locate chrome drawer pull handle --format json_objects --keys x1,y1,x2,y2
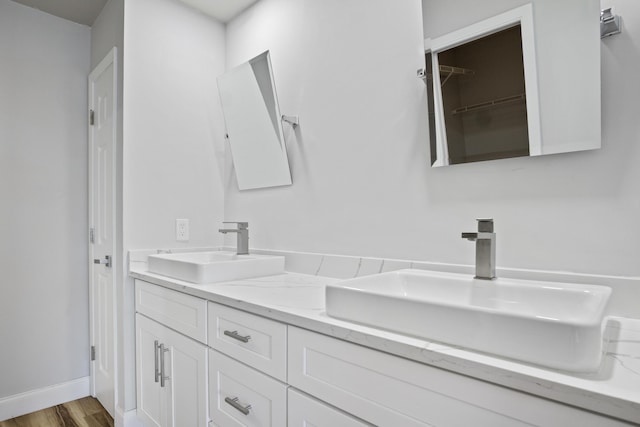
[
  {"x1": 223, "y1": 330, "x2": 251, "y2": 343},
  {"x1": 224, "y1": 397, "x2": 251, "y2": 415}
]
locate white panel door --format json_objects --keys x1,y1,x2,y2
[{"x1": 88, "y1": 47, "x2": 117, "y2": 417}]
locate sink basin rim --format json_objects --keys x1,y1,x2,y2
[
  {"x1": 328, "y1": 269, "x2": 611, "y2": 326},
  {"x1": 147, "y1": 251, "x2": 285, "y2": 284},
  {"x1": 148, "y1": 251, "x2": 261, "y2": 263}
]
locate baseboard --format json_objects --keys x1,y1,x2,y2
[
  {"x1": 120, "y1": 407, "x2": 145, "y2": 427},
  {"x1": 0, "y1": 376, "x2": 90, "y2": 421},
  {"x1": 114, "y1": 405, "x2": 125, "y2": 427}
]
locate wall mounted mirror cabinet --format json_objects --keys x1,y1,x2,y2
[
  {"x1": 423, "y1": 1, "x2": 601, "y2": 167},
  {"x1": 217, "y1": 51, "x2": 293, "y2": 190}
]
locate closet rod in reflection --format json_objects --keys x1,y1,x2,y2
[
  {"x1": 420, "y1": 65, "x2": 475, "y2": 82},
  {"x1": 452, "y1": 93, "x2": 525, "y2": 115}
]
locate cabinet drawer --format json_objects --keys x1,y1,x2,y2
[
  {"x1": 135, "y1": 280, "x2": 207, "y2": 344},
  {"x1": 288, "y1": 327, "x2": 629, "y2": 427},
  {"x1": 288, "y1": 388, "x2": 372, "y2": 427},
  {"x1": 209, "y1": 349, "x2": 287, "y2": 427},
  {"x1": 208, "y1": 302, "x2": 287, "y2": 381}
]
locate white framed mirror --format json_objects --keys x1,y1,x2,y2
[
  {"x1": 423, "y1": 0, "x2": 601, "y2": 167},
  {"x1": 217, "y1": 51, "x2": 293, "y2": 190}
]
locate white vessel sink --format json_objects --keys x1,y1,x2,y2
[
  {"x1": 147, "y1": 251, "x2": 285, "y2": 284},
  {"x1": 326, "y1": 269, "x2": 612, "y2": 372}
]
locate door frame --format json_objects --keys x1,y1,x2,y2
[{"x1": 88, "y1": 47, "x2": 118, "y2": 413}]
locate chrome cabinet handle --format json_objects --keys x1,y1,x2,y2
[
  {"x1": 223, "y1": 330, "x2": 251, "y2": 343},
  {"x1": 159, "y1": 344, "x2": 170, "y2": 387},
  {"x1": 224, "y1": 397, "x2": 251, "y2": 415},
  {"x1": 93, "y1": 255, "x2": 111, "y2": 268},
  {"x1": 154, "y1": 340, "x2": 160, "y2": 383}
]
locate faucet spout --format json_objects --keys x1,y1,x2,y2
[
  {"x1": 462, "y1": 219, "x2": 496, "y2": 280},
  {"x1": 219, "y1": 222, "x2": 249, "y2": 255},
  {"x1": 461, "y1": 232, "x2": 494, "y2": 241}
]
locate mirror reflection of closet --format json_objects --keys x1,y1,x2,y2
[
  {"x1": 424, "y1": 1, "x2": 601, "y2": 168},
  {"x1": 429, "y1": 25, "x2": 529, "y2": 165},
  {"x1": 426, "y1": 5, "x2": 541, "y2": 167}
]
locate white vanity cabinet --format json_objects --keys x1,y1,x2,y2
[
  {"x1": 134, "y1": 280, "x2": 208, "y2": 427},
  {"x1": 133, "y1": 279, "x2": 635, "y2": 427}
]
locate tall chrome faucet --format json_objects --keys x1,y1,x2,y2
[
  {"x1": 218, "y1": 222, "x2": 249, "y2": 255},
  {"x1": 462, "y1": 218, "x2": 496, "y2": 280}
]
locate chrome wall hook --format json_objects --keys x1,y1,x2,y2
[{"x1": 601, "y1": 8, "x2": 622, "y2": 38}]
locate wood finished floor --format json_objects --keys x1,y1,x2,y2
[{"x1": 0, "y1": 397, "x2": 113, "y2": 427}]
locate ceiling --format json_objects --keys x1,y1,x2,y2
[
  {"x1": 180, "y1": 0, "x2": 258, "y2": 23},
  {"x1": 10, "y1": 0, "x2": 259, "y2": 26},
  {"x1": 10, "y1": 0, "x2": 108, "y2": 26}
]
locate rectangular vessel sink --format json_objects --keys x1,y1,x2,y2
[
  {"x1": 326, "y1": 269, "x2": 611, "y2": 372},
  {"x1": 147, "y1": 251, "x2": 285, "y2": 284}
]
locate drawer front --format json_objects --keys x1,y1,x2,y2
[
  {"x1": 208, "y1": 302, "x2": 287, "y2": 381},
  {"x1": 209, "y1": 349, "x2": 287, "y2": 427},
  {"x1": 135, "y1": 280, "x2": 207, "y2": 344},
  {"x1": 288, "y1": 388, "x2": 372, "y2": 427},
  {"x1": 288, "y1": 327, "x2": 629, "y2": 427}
]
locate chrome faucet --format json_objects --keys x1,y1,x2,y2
[
  {"x1": 218, "y1": 222, "x2": 249, "y2": 255},
  {"x1": 462, "y1": 218, "x2": 496, "y2": 280}
]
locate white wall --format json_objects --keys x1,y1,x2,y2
[
  {"x1": 0, "y1": 0, "x2": 90, "y2": 399},
  {"x1": 91, "y1": 0, "x2": 124, "y2": 70},
  {"x1": 122, "y1": 0, "x2": 227, "y2": 412},
  {"x1": 224, "y1": 0, "x2": 640, "y2": 277},
  {"x1": 123, "y1": 0, "x2": 226, "y2": 250}
]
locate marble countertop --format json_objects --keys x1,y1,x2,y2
[{"x1": 130, "y1": 264, "x2": 640, "y2": 424}]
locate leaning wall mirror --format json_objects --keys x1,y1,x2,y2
[
  {"x1": 217, "y1": 51, "x2": 293, "y2": 190},
  {"x1": 422, "y1": 0, "x2": 601, "y2": 167}
]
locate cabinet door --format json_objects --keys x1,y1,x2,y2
[
  {"x1": 136, "y1": 314, "x2": 165, "y2": 427},
  {"x1": 163, "y1": 325, "x2": 209, "y2": 427}
]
